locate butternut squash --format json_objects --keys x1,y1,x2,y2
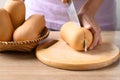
[
  {"x1": 60, "y1": 22, "x2": 93, "y2": 51},
  {"x1": 4, "y1": 0, "x2": 25, "y2": 29},
  {"x1": 0, "y1": 8, "x2": 14, "y2": 41},
  {"x1": 13, "y1": 14, "x2": 45, "y2": 41}
]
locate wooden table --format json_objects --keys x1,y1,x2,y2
[{"x1": 0, "y1": 31, "x2": 120, "y2": 80}]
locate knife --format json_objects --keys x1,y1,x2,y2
[
  {"x1": 84, "y1": 39, "x2": 87, "y2": 52},
  {"x1": 67, "y1": 0, "x2": 87, "y2": 52},
  {"x1": 67, "y1": 0, "x2": 81, "y2": 27}
]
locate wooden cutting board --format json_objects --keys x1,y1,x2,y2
[{"x1": 36, "y1": 39, "x2": 120, "y2": 70}]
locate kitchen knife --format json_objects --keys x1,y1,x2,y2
[
  {"x1": 67, "y1": 0, "x2": 81, "y2": 27},
  {"x1": 67, "y1": 0, "x2": 87, "y2": 52},
  {"x1": 84, "y1": 39, "x2": 87, "y2": 52}
]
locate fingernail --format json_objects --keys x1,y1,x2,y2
[{"x1": 85, "y1": 25, "x2": 91, "y2": 29}]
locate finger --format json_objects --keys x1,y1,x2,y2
[
  {"x1": 92, "y1": 34, "x2": 102, "y2": 49},
  {"x1": 83, "y1": 19, "x2": 101, "y2": 49},
  {"x1": 84, "y1": 24, "x2": 92, "y2": 29},
  {"x1": 80, "y1": 18, "x2": 92, "y2": 29},
  {"x1": 89, "y1": 27, "x2": 100, "y2": 50},
  {"x1": 81, "y1": 21, "x2": 95, "y2": 50},
  {"x1": 79, "y1": 14, "x2": 101, "y2": 50},
  {"x1": 97, "y1": 35, "x2": 102, "y2": 45},
  {"x1": 80, "y1": 16, "x2": 95, "y2": 49}
]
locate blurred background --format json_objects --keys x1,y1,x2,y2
[
  {"x1": 117, "y1": 0, "x2": 120, "y2": 30},
  {"x1": 0, "y1": 0, "x2": 120, "y2": 30}
]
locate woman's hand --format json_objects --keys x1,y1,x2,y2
[
  {"x1": 78, "y1": 12, "x2": 102, "y2": 50},
  {"x1": 78, "y1": 0, "x2": 103, "y2": 50},
  {"x1": 62, "y1": 0, "x2": 103, "y2": 50}
]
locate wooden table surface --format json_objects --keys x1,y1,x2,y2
[{"x1": 0, "y1": 31, "x2": 120, "y2": 80}]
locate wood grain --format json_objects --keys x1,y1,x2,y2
[
  {"x1": 36, "y1": 35, "x2": 119, "y2": 70},
  {"x1": 0, "y1": 31, "x2": 120, "y2": 80}
]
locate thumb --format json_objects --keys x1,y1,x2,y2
[
  {"x1": 81, "y1": 20, "x2": 92, "y2": 29},
  {"x1": 84, "y1": 24, "x2": 91, "y2": 29}
]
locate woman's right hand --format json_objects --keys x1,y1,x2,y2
[{"x1": 61, "y1": 0, "x2": 69, "y2": 3}]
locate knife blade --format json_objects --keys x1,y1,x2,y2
[
  {"x1": 67, "y1": 0, "x2": 81, "y2": 27},
  {"x1": 67, "y1": 0, "x2": 87, "y2": 52},
  {"x1": 84, "y1": 39, "x2": 87, "y2": 52}
]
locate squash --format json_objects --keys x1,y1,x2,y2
[
  {"x1": 60, "y1": 22, "x2": 93, "y2": 51},
  {"x1": 4, "y1": 0, "x2": 25, "y2": 29},
  {"x1": 0, "y1": 8, "x2": 14, "y2": 41},
  {"x1": 13, "y1": 14, "x2": 45, "y2": 41}
]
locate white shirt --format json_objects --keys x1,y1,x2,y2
[{"x1": 25, "y1": 0, "x2": 117, "y2": 31}]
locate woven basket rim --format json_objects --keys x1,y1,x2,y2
[{"x1": 0, "y1": 27, "x2": 49, "y2": 45}]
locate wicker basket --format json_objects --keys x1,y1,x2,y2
[{"x1": 0, "y1": 27, "x2": 49, "y2": 52}]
